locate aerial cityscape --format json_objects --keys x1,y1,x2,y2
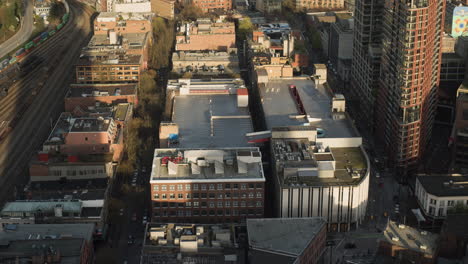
[{"x1": 0, "y1": 0, "x2": 467, "y2": 263}]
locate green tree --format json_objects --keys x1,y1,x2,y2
[
  {"x1": 150, "y1": 17, "x2": 174, "y2": 69},
  {"x1": 238, "y1": 17, "x2": 253, "y2": 40},
  {"x1": 48, "y1": 1, "x2": 65, "y2": 24}
]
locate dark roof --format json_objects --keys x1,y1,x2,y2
[
  {"x1": 417, "y1": 175, "x2": 468, "y2": 197},
  {"x1": 68, "y1": 83, "x2": 137, "y2": 97},
  {"x1": 29, "y1": 179, "x2": 108, "y2": 201}
]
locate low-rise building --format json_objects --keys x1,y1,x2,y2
[
  {"x1": 188, "y1": 0, "x2": 232, "y2": 12},
  {"x1": 415, "y1": 174, "x2": 468, "y2": 219},
  {"x1": 176, "y1": 19, "x2": 236, "y2": 52},
  {"x1": 151, "y1": 0, "x2": 175, "y2": 19},
  {"x1": 0, "y1": 223, "x2": 95, "y2": 264},
  {"x1": 34, "y1": 1, "x2": 52, "y2": 24},
  {"x1": 150, "y1": 147, "x2": 266, "y2": 223},
  {"x1": 379, "y1": 222, "x2": 439, "y2": 264},
  {"x1": 40, "y1": 112, "x2": 126, "y2": 161},
  {"x1": 258, "y1": 78, "x2": 370, "y2": 231},
  {"x1": 65, "y1": 83, "x2": 138, "y2": 112},
  {"x1": 247, "y1": 218, "x2": 327, "y2": 264},
  {"x1": 162, "y1": 78, "x2": 253, "y2": 148},
  {"x1": 141, "y1": 223, "x2": 246, "y2": 263},
  {"x1": 93, "y1": 12, "x2": 152, "y2": 35},
  {"x1": 172, "y1": 51, "x2": 240, "y2": 76},
  {"x1": 76, "y1": 52, "x2": 143, "y2": 84}
]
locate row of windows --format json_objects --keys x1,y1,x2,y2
[
  {"x1": 153, "y1": 200, "x2": 262, "y2": 208},
  {"x1": 153, "y1": 183, "x2": 262, "y2": 191},
  {"x1": 154, "y1": 208, "x2": 263, "y2": 217},
  {"x1": 153, "y1": 192, "x2": 263, "y2": 200},
  {"x1": 50, "y1": 169, "x2": 105, "y2": 176}
]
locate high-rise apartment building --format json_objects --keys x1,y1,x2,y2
[
  {"x1": 350, "y1": 0, "x2": 384, "y2": 134},
  {"x1": 376, "y1": 0, "x2": 445, "y2": 174}
]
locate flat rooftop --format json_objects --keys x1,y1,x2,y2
[
  {"x1": 417, "y1": 175, "x2": 468, "y2": 197},
  {"x1": 0, "y1": 223, "x2": 94, "y2": 242},
  {"x1": 247, "y1": 217, "x2": 326, "y2": 257},
  {"x1": 259, "y1": 79, "x2": 358, "y2": 138},
  {"x1": 0, "y1": 238, "x2": 83, "y2": 262},
  {"x1": 173, "y1": 95, "x2": 253, "y2": 148},
  {"x1": 150, "y1": 148, "x2": 265, "y2": 182},
  {"x1": 68, "y1": 83, "x2": 137, "y2": 97},
  {"x1": 382, "y1": 222, "x2": 438, "y2": 256},
  {"x1": 88, "y1": 32, "x2": 148, "y2": 48},
  {"x1": 77, "y1": 53, "x2": 141, "y2": 65},
  {"x1": 29, "y1": 178, "x2": 108, "y2": 201}
]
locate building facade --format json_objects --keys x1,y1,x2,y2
[
  {"x1": 150, "y1": 148, "x2": 265, "y2": 223},
  {"x1": 295, "y1": 0, "x2": 344, "y2": 11},
  {"x1": 176, "y1": 19, "x2": 236, "y2": 52},
  {"x1": 452, "y1": 85, "x2": 468, "y2": 169},
  {"x1": 415, "y1": 174, "x2": 468, "y2": 219},
  {"x1": 188, "y1": 0, "x2": 232, "y2": 12},
  {"x1": 350, "y1": 0, "x2": 384, "y2": 134},
  {"x1": 375, "y1": 0, "x2": 445, "y2": 174}
]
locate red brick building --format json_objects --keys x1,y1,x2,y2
[
  {"x1": 65, "y1": 83, "x2": 138, "y2": 113},
  {"x1": 247, "y1": 218, "x2": 327, "y2": 264},
  {"x1": 176, "y1": 19, "x2": 236, "y2": 51},
  {"x1": 188, "y1": 0, "x2": 232, "y2": 12},
  {"x1": 150, "y1": 148, "x2": 266, "y2": 223}
]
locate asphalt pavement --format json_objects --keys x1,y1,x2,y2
[{"x1": 0, "y1": 0, "x2": 34, "y2": 58}]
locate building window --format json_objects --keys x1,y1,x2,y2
[
  {"x1": 185, "y1": 211, "x2": 191, "y2": 217},
  {"x1": 153, "y1": 185, "x2": 159, "y2": 191},
  {"x1": 248, "y1": 193, "x2": 254, "y2": 198},
  {"x1": 177, "y1": 184, "x2": 183, "y2": 191},
  {"x1": 233, "y1": 184, "x2": 239, "y2": 189},
  {"x1": 429, "y1": 206, "x2": 435, "y2": 215},
  {"x1": 217, "y1": 210, "x2": 223, "y2": 216},
  {"x1": 154, "y1": 194, "x2": 159, "y2": 199},
  {"x1": 225, "y1": 201, "x2": 231, "y2": 207},
  {"x1": 241, "y1": 184, "x2": 247, "y2": 190},
  {"x1": 225, "y1": 209, "x2": 231, "y2": 215},
  {"x1": 185, "y1": 184, "x2": 191, "y2": 191},
  {"x1": 217, "y1": 193, "x2": 223, "y2": 199},
  {"x1": 186, "y1": 202, "x2": 192, "y2": 207},
  {"x1": 193, "y1": 202, "x2": 199, "y2": 207},
  {"x1": 430, "y1": 199, "x2": 436, "y2": 205},
  {"x1": 233, "y1": 201, "x2": 238, "y2": 207},
  {"x1": 256, "y1": 192, "x2": 262, "y2": 198},
  {"x1": 201, "y1": 202, "x2": 207, "y2": 207},
  {"x1": 186, "y1": 194, "x2": 191, "y2": 199},
  {"x1": 178, "y1": 194, "x2": 183, "y2": 199},
  {"x1": 170, "y1": 185, "x2": 175, "y2": 191},
  {"x1": 241, "y1": 193, "x2": 247, "y2": 198},
  {"x1": 225, "y1": 183, "x2": 231, "y2": 189},
  {"x1": 249, "y1": 183, "x2": 254, "y2": 189},
  {"x1": 193, "y1": 184, "x2": 199, "y2": 190},
  {"x1": 233, "y1": 210, "x2": 238, "y2": 216},
  {"x1": 217, "y1": 201, "x2": 223, "y2": 207},
  {"x1": 201, "y1": 184, "x2": 207, "y2": 190},
  {"x1": 241, "y1": 201, "x2": 246, "y2": 207},
  {"x1": 161, "y1": 185, "x2": 167, "y2": 191},
  {"x1": 225, "y1": 192, "x2": 231, "y2": 198},
  {"x1": 256, "y1": 183, "x2": 262, "y2": 188},
  {"x1": 209, "y1": 193, "x2": 215, "y2": 199},
  {"x1": 201, "y1": 193, "x2": 207, "y2": 199},
  {"x1": 170, "y1": 194, "x2": 175, "y2": 199},
  {"x1": 209, "y1": 202, "x2": 215, "y2": 208},
  {"x1": 256, "y1": 201, "x2": 262, "y2": 207},
  {"x1": 162, "y1": 194, "x2": 167, "y2": 199},
  {"x1": 209, "y1": 184, "x2": 215, "y2": 190},
  {"x1": 217, "y1": 184, "x2": 223, "y2": 190},
  {"x1": 193, "y1": 193, "x2": 199, "y2": 199},
  {"x1": 169, "y1": 202, "x2": 175, "y2": 208},
  {"x1": 448, "y1": 200, "x2": 455, "y2": 207},
  {"x1": 194, "y1": 210, "x2": 200, "y2": 216}
]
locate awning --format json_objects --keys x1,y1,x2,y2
[{"x1": 412, "y1": 208, "x2": 426, "y2": 222}]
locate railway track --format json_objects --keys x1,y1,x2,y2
[
  {"x1": 0, "y1": 2, "x2": 88, "y2": 122},
  {"x1": 0, "y1": 0, "x2": 94, "y2": 202}
]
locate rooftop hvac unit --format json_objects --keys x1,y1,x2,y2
[
  {"x1": 197, "y1": 159, "x2": 208, "y2": 167},
  {"x1": 391, "y1": 236, "x2": 400, "y2": 242},
  {"x1": 168, "y1": 161, "x2": 178, "y2": 175},
  {"x1": 398, "y1": 224, "x2": 406, "y2": 229},
  {"x1": 226, "y1": 159, "x2": 234, "y2": 166},
  {"x1": 420, "y1": 244, "x2": 427, "y2": 250},
  {"x1": 421, "y1": 231, "x2": 427, "y2": 235},
  {"x1": 191, "y1": 163, "x2": 200, "y2": 175}
]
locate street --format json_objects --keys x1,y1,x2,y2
[{"x1": 0, "y1": 0, "x2": 34, "y2": 58}]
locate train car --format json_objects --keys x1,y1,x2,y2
[
  {"x1": 33, "y1": 36, "x2": 42, "y2": 45},
  {"x1": 62, "y1": 13, "x2": 69, "y2": 23},
  {"x1": 56, "y1": 23, "x2": 64, "y2": 30},
  {"x1": 40, "y1": 31, "x2": 49, "y2": 41},
  {"x1": 1, "y1": 59, "x2": 10, "y2": 68},
  {"x1": 25, "y1": 41, "x2": 35, "y2": 52},
  {"x1": 49, "y1": 29, "x2": 56, "y2": 36},
  {"x1": 9, "y1": 57, "x2": 17, "y2": 64},
  {"x1": 15, "y1": 48, "x2": 26, "y2": 59}
]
